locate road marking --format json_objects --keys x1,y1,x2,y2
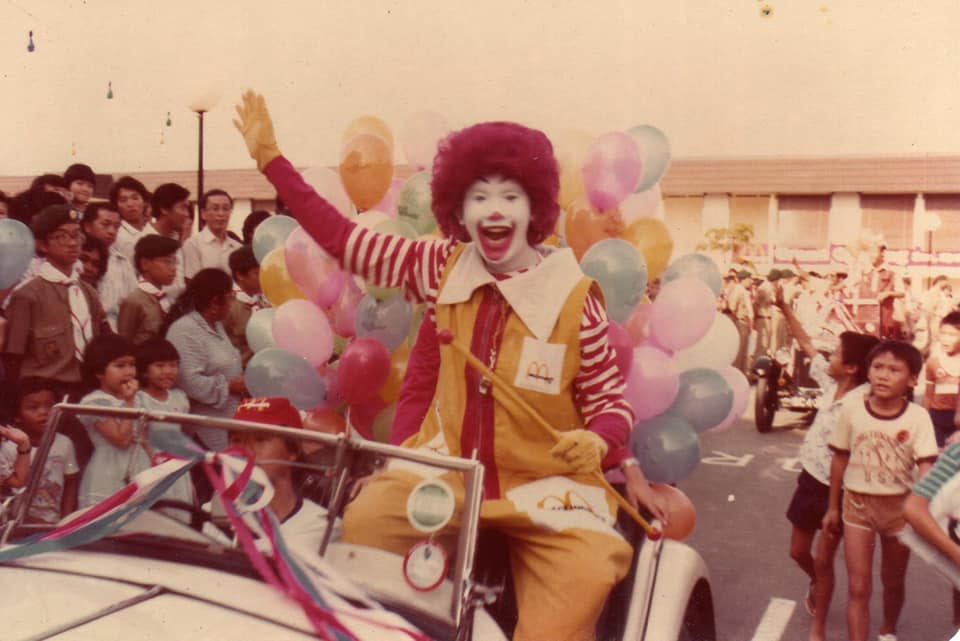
[
  {"x1": 700, "y1": 450, "x2": 755, "y2": 467},
  {"x1": 779, "y1": 457, "x2": 803, "y2": 472},
  {"x1": 749, "y1": 598, "x2": 795, "y2": 641}
]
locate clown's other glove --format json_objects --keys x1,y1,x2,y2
[
  {"x1": 549, "y1": 429, "x2": 607, "y2": 474},
  {"x1": 233, "y1": 90, "x2": 281, "y2": 171}
]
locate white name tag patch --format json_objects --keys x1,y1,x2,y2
[{"x1": 514, "y1": 336, "x2": 565, "y2": 395}]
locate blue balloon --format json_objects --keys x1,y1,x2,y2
[
  {"x1": 628, "y1": 125, "x2": 672, "y2": 193},
  {"x1": 666, "y1": 367, "x2": 734, "y2": 432},
  {"x1": 579, "y1": 238, "x2": 648, "y2": 323},
  {"x1": 661, "y1": 253, "x2": 723, "y2": 296},
  {"x1": 0, "y1": 219, "x2": 34, "y2": 289},
  {"x1": 252, "y1": 215, "x2": 299, "y2": 263},
  {"x1": 244, "y1": 347, "x2": 326, "y2": 410},
  {"x1": 355, "y1": 293, "x2": 412, "y2": 352},
  {"x1": 245, "y1": 308, "x2": 277, "y2": 354},
  {"x1": 629, "y1": 414, "x2": 701, "y2": 483}
]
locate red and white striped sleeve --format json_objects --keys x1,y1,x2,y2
[
  {"x1": 343, "y1": 225, "x2": 456, "y2": 305},
  {"x1": 574, "y1": 290, "x2": 634, "y2": 447}
]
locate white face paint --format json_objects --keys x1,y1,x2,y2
[{"x1": 461, "y1": 176, "x2": 539, "y2": 273}]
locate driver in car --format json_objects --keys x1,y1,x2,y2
[{"x1": 234, "y1": 90, "x2": 657, "y2": 641}]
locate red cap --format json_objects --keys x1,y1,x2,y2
[{"x1": 233, "y1": 397, "x2": 302, "y2": 428}]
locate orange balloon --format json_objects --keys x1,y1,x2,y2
[
  {"x1": 651, "y1": 483, "x2": 696, "y2": 540},
  {"x1": 378, "y1": 341, "x2": 411, "y2": 405},
  {"x1": 342, "y1": 115, "x2": 394, "y2": 150},
  {"x1": 563, "y1": 195, "x2": 624, "y2": 260},
  {"x1": 259, "y1": 247, "x2": 306, "y2": 306},
  {"x1": 339, "y1": 133, "x2": 394, "y2": 210},
  {"x1": 618, "y1": 217, "x2": 673, "y2": 279},
  {"x1": 301, "y1": 408, "x2": 347, "y2": 453}
]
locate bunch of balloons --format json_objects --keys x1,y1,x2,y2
[
  {"x1": 558, "y1": 124, "x2": 674, "y2": 279},
  {"x1": 617, "y1": 252, "x2": 750, "y2": 485},
  {"x1": 242, "y1": 135, "x2": 436, "y2": 438}
]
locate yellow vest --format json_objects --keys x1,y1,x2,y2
[{"x1": 407, "y1": 245, "x2": 597, "y2": 491}]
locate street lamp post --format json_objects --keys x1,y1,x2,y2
[{"x1": 195, "y1": 108, "x2": 207, "y2": 210}]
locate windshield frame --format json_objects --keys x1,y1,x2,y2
[{"x1": 0, "y1": 401, "x2": 486, "y2": 630}]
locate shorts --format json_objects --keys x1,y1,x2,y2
[
  {"x1": 929, "y1": 408, "x2": 956, "y2": 448},
  {"x1": 787, "y1": 469, "x2": 837, "y2": 532},
  {"x1": 842, "y1": 489, "x2": 907, "y2": 536}
]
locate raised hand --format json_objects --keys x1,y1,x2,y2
[{"x1": 233, "y1": 90, "x2": 281, "y2": 171}]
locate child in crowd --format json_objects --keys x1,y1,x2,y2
[
  {"x1": 76, "y1": 334, "x2": 150, "y2": 508},
  {"x1": 223, "y1": 245, "x2": 268, "y2": 366},
  {"x1": 3, "y1": 205, "x2": 109, "y2": 396},
  {"x1": 0, "y1": 423, "x2": 32, "y2": 490},
  {"x1": 924, "y1": 310, "x2": 960, "y2": 446},
  {"x1": 135, "y1": 338, "x2": 195, "y2": 517},
  {"x1": 778, "y1": 285, "x2": 878, "y2": 641},
  {"x1": 904, "y1": 440, "x2": 960, "y2": 630},
  {"x1": 825, "y1": 340, "x2": 939, "y2": 641},
  {"x1": 79, "y1": 235, "x2": 109, "y2": 288},
  {"x1": 117, "y1": 234, "x2": 181, "y2": 346},
  {"x1": 3, "y1": 378, "x2": 79, "y2": 523}
]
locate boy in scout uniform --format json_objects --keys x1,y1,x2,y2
[{"x1": 3, "y1": 204, "x2": 109, "y2": 398}]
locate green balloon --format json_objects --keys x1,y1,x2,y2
[{"x1": 397, "y1": 172, "x2": 436, "y2": 235}]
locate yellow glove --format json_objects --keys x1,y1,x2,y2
[
  {"x1": 549, "y1": 429, "x2": 608, "y2": 474},
  {"x1": 233, "y1": 90, "x2": 282, "y2": 171}
]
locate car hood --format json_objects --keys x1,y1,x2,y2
[{"x1": 2, "y1": 548, "x2": 321, "y2": 641}]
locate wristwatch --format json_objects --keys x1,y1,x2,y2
[{"x1": 620, "y1": 457, "x2": 640, "y2": 471}]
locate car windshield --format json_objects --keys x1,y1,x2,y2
[{"x1": 0, "y1": 402, "x2": 486, "y2": 637}]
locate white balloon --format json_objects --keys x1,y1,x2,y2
[{"x1": 672, "y1": 313, "x2": 740, "y2": 371}]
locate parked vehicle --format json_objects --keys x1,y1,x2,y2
[{"x1": 0, "y1": 403, "x2": 716, "y2": 641}]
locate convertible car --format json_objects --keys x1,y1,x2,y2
[{"x1": 0, "y1": 403, "x2": 716, "y2": 641}]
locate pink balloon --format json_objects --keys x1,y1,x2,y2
[
  {"x1": 709, "y1": 366, "x2": 750, "y2": 432},
  {"x1": 338, "y1": 337, "x2": 391, "y2": 406},
  {"x1": 623, "y1": 346, "x2": 680, "y2": 421},
  {"x1": 312, "y1": 364, "x2": 344, "y2": 411},
  {"x1": 582, "y1": 132, "x2": 643, "y2": 211},
  {"x1": 607, "y1": 320, "x2": 633, "y2": 380},
  {"x1": 649, "y1": 277, "x2": 717, "y2": 351},
  {"x1": 301, "y1": 166, "x2": 353, "y2": 216},
  {"x1": 625, "y1": 302, "x2": 653, "y2": 345},
  {"x1": 371, "y1": 177, "x2": 404, "y2": 218},
  {"x1": 272, "y1": 299, "x2": 334, "y2": 368},
  {"x1": 330, "y1": 279, "x2": 363, "y2": 338},
  {"x1": 284, "y1": 226, "x2": 349, "y2": 308},
  {"x1": 619, "y1": 184, "x2": 663, "y2": 225},
  {"x1": 400, "y1": 110, "x2": 450, "y2": 170}
]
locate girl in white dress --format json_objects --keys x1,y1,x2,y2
[
  {"x1": 135, "y1": 338, "x2": 196, "y2": 518},
  {"x1": 77, "y1": 334, "x2": 150, "y2": 508}
]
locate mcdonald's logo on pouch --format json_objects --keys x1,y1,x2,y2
[{"x1": 526, "y1": 361, "x2": 554, "y2": 384}]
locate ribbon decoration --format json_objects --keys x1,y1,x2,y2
[{"x1": 0, "y1": 430, "x2": 432, "y2": 641}]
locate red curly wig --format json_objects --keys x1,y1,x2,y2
[{"x1": 430, "y1": 121, "x2": 560, "y2": 245}]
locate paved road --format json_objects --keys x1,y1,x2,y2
[{"x1": 679, "y1": 391, "x2": 958, "y2": 641}]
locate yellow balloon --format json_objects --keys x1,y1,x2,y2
[
  {"x1": 619, "y1": 217, "x2": 674, "y2": 279},
  {"x1": 342, "y1": 115, "x2": 394, "y2": 150},
  {"x1": 554, "y1": 129, "x2": 593, "y2": 210},
  {"x1": 259, "y1": 247, "x2": 307, "y2": 306},
  {"x1": 378, "y1": 341, "x2": 411, "y2": 405},
  {"x1": 339, "y1": 133, "x2": 394, "y2": 210}
]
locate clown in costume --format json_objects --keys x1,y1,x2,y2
[{"x1": 234, "y1": 91, "x2": 661, "y2": 641}]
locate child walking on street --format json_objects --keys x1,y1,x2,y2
[
  {"x1": 923, "y1": 310, "x2": 960, "y2": 447},
  {"x1": 779, "y1": 285, "x2": 878, "y2": 641},
  {"x1": 825, "y1": 340, "x2": 939, "y2": 641}
]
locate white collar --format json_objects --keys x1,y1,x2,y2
[
  {"x1": 199, "y1": 226, "x2": 232, "y2": 245},
  {"x1": 437, "y1": 244, "x2": 584, "y2": 340}
]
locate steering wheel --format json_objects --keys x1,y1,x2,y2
[{"x1": 150, "y1": 499, "x2": 218, "y2": 533}]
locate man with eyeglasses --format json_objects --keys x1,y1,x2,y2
[
  {"x1": 182, "y1": 189, "x2": 242, "y2": 280},
  {"x1": 3, "y1": 205, "x2": 109, "y2": 394}
]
